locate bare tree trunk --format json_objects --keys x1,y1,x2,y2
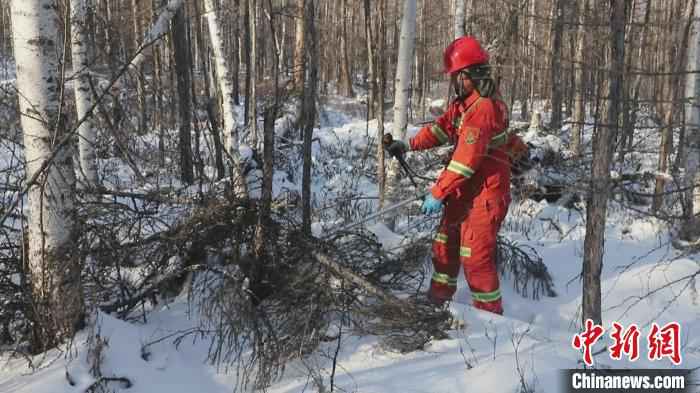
[
  {"x1": 582, "y1": 0, "x2": 627, "y2": 325},
  {"x1": 71, "y1": 0, "x2": 100, "y2": 188},
  {"x1": 232, "y1": 0, "x2": 241, "y2": 106},
  {"x1": 363, "y1": 0, "x2": 376, "y2": 119},
  {"x1": 280, "y1": 0, "x2": 287, "y2": 75},
  {"x1": 193, "y1": 0, "x2": 225, "y2": 179},
  {"x1": 302, "y1": 0, "x2": 318, "y2": 234},
  {"x1": 623, "y1": 0, "x2": 651, "y2": 154},
  {"x1": 392, "y1": 2, "x2": 416, "y2": 146},
  {"x1": 338, "y1": 0, "x2": 354, "y2": 97},
  {"x1": 653, "y1": 0, "x2": 694, "y2": 212},
  {"x1": 549, "y1": 0, "x2": 565, "y2": 131},
  {"x1": 249, "y1": 0, "x2": 258, "y2": 148},
  {"x1": 172, "y1": 6, "x2": 194, "y2": 184},
  {"x1": 293, "y1": 0, "x2": 306, "y2": 89},
  {"x1": 454, "y1": 0, "x2": 465, "y2": 39},
  {"x1": 132, "y1": 0, "x2": 148, "y2": 134},
  {"x1": 205, "y1": 0, "x2": 249, "y2": 196},
  {"x1": 571, "y1": 0, "x2": 588, "y2": 156},
  {"x1": 127, "y1": 0, "x2": 185, "y2": 73},
  {"x1": 11, "y1": 0, "x2": 83, "y2": 351},
  {"x1": 682, "y1": 0, "x2": 700, "y2": 241},
  {"x1": 386, "y1": 0, "x2": 416, "y2": 229},
  {"x1": 255, "y1": 0, "x2": 280, "y2": 260},
  {"x1": 377, "y1": 0, "x2": 387, "y2": 208},
  {"x1": 261, "y1": 1, "x2": 278, "y2": 222},
  {"x1": 528, "y1": 0, "x2": 537, "y2": 120}
]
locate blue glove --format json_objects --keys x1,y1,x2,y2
[{"x1": 421, "y1": 194, "x2": 443, "y2": 215}]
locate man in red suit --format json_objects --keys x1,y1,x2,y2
[{"x1": 386, "y1": 36, "x2": 528, "y2": 315}]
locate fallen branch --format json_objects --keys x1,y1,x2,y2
[{"x1": 84, "y1": 376, "x2": 132, "y2": 393}]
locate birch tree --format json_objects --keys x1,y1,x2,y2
[
  {"x1": 386, "y1": 0, "x2": 416, "y2": 228},
  {"x1": 682, "y1": 0, "x2": 700, "y2": 241},
  {"x1": 129, "y1": 0, "x2": 185, "y2": 71},
  {"x1": 11, "y1": 0, "x2": 83, "y2": 350},
  {"x1": 204, "y1": 0, "x2": 249, "y2": 197},
  {"x1": 392, "y1": 0, "x2": 416, "y2": 141},
  {"x1": 70, "y1": 0, "x2": 99, "y2": 187}
]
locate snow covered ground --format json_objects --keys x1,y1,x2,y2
[{"x1": 1, "y1": 95, "x2": 699, "y2": 393}]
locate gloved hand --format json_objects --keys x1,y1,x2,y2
[
  {"x1": 421, "y1": 194, "x2": 443, "y2": 215},
  {"x1": 382, "y1": 133, "x2": 409, "y2": 159}
]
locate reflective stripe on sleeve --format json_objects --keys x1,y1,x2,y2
[
  {"x1": 430, "y1": 124, "x2": 449, "y2": 144},
  {"x1": 446, "y1": 160, "x2": 475, "y2": 177},
  {"x1": 459, "y1": 246, "x2": 471, "y2": 257},
  {"x1": 489, "y1": 130, "x2": 509, "y2": 148},
  {"x1": 434, "y1": 233, "x2": 448, "y2": 244}
]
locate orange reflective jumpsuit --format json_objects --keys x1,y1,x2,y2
[{"x1": 409, "y1": 90, "x2": 522, "y2": 314}]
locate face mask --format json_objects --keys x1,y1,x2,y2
[
  {"x1": 474, "y1": 78, "x2": 496, "y2": 97},
  {"x1": 452, "y1": 72, "x2": 470, "y2": 99}
]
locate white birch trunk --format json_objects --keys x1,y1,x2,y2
[
  {"x1": 682, "y1": 0, "x2": 700, "y2": 240},
  {"x1": 204, "y1": 0, "x2": 249, "y2": 197},
  {"x1": 71, "y1": 0, "x2": 99, "y2": 188},
  {"x1": 392, "y1": 0, "x2": 416, "y2": 141},
  {"x1": 454, "y1": 0, "x2": 465, "y2": 39},
  {"x1": 386, "y1": 0, "x2": 416, "y2": 229},
  {"x1": 130, "y1": 0, "x2": 184, "y2": 71},
  {"x1": 11, "y1": 0, "x2": 82, "y2": 346}
]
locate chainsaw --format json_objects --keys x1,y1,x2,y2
[{"x1": 322, "y1": 134, "x2": 436, "y2": 239}]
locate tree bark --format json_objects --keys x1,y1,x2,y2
[
  {"x1": 454, "y1": 0, "x2": 465, "y2": 39},
  {"x1": 392, "y1": 0, "x2": 417, "y2": 137},
  {"x1": 548, "y1": 0, "x2": 565, "y2": 131},
  {"x1": 386, "y1": 0, "x2": 416, "y2": 229},
  {"x1": 682, "y1": 0, "x2": 700, "y2": 241},
  {"x1": 204, "y1": 0, "x2": 249, "y2": 197},
  {"x1": 293, "y1": 0, "x2": 306, "y2": 89},
  {"x1": 653, "y1": 0, "x2": 694, "y2": 212},
  {"x1": 302, "y1": 0, "x2": 318, "y2": 234},
  {"x1": 11, "y1": 0, "x2": 83, "y2": 351},
  {"x1": 582, "y1": 0, "x2": 627, "y2": 325},
  {"x1": 129, "y1": 0, "x2": 184, "y2": 71},
  {"x1": 70, "y1": 0, "x2": 100, "y2": 188},
  {"x1": 571, "y1": 0, "x2": 588, "y2": 156},
  {"x1": 377, "y1": 0, "x2": 387, "y2": 208},
  {"x1": 132, "y1": 0, "x2": 147, "y2": 134},
  {"x1": 244, "y1": 0, "x2": 251, "y2": 125},
  {"x1": 363, "y1": 0, "x2": 376, "y2": 119},
  {"x1": 338, "y1": 0, "x2": 354, "y2": 97},
  {"x1": 232, "y1": 0, "x2": 241, "y2": 106},
  {"x1": 172, "y1": 7, "x2": 194, "y2": 184},
  {"x1": 249, "y1": 0, "x2": 258, "y2": 148},
  {"x1": 255, "y1": 0, "x2": 280, "y2": 261}
]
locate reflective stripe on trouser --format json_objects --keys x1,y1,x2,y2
[
  {"x1": 430, "y1": 230, "x2": 460, "y2": 302},
  {"x1": 429, "y1": 196, "x2": 508, "y2": 314}
]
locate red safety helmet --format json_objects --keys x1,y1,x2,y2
[{"x1": 443, "y1": 36, "x2": 489, "y2": 75}]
